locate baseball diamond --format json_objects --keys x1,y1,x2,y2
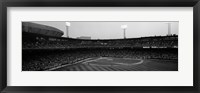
[{"x1": 52, "y1": 57, "x2": 177, "y2": 71}]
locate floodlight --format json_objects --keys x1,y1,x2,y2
[
  {"x1": 65, "y1": 22, "x2": 71, "y2": 26},
  {"x1": 65, "y1": 22, "x2": 71, "y2": 38},
  {"x1": 121, "y1": 25, "x2": 128, "y2": 39},
  {"x1": 164, "y1": 23, "x2": 172, "y2": 36},
  {"x1": 121, "y1": 25, "x2": 127, "y2": 29}
]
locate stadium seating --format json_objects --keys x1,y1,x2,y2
[{"x1": 22, "y1": 32, "x2": 178, "y2": 49}]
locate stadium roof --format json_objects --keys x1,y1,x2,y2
[{"x1": 22, "y1": 22, "x2": 64, "y2": 37}]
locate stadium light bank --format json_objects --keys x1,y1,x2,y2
[
  {"x1": 65, "y1": 22, "x2": 71, "y2": 38},
  {"x1": 165, "y1": 22, "x2": 172, "y2": 36},
  {"x1": 121, "y1": 25, "x2": 128, "y2": 39}
]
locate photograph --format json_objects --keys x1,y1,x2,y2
[
  {"x1": 1, "y1": 0, "x2": 199, "y2": 92},
  {"x1": 22, "y1": 21, "x2": 178, "y2": 71}
]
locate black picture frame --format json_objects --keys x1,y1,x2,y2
[{"x1": 0, "y1": 0, "x2": 200, "y2": 93}]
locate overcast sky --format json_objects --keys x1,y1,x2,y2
[{"x1": 31, "y1": 21, "x2": 178, "y2": 39}]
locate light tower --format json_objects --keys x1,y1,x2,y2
[
  {"x1": 121, "y1": 25, "x2": 127, "y2": 39},
  {"x1": 165, "y1": 23, "x2": 172, "y2": 36},
  {"x1": 65, "y1": 22, "x2": 71, "y2": 38}
]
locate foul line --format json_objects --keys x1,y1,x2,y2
[
  {"x1": 46, "y1": 58, "x2": 95, "y2": 71},
  {"x1": 47, "y1": 57, "x2": 144, "y2": 71},
  {"x1": 84, "y1": 57, "x2": 144, "y2": 66}
]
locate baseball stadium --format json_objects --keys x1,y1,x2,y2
[{"x1": 22, "y1": 22, "x2": 178, "y2": 71}]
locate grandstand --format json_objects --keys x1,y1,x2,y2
[
  {"x1": 22, "y1": 32, "x2": 178, "y2": 49},
  {"x1": 22, "y1": 22, "x2": 178, "y2": 71}
]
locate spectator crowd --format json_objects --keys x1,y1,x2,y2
[{"x1": 22, "y1": 32, "x2": 178, "y2": 49}]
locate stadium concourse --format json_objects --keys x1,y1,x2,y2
[{"x1": 22, "y1": 22, "x2": 178, "y2": 71}]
